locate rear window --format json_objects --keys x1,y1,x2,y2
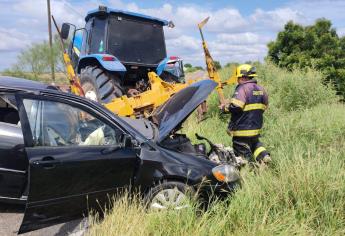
[{"x1": 108, "y1": 16, "x2": 166, "y2": 65}]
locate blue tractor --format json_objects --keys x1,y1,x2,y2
[{"x1": 61, "y1": 6, "x2": 184, "y2": 103}]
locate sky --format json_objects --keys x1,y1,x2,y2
[{"x1": 1, "y1": 0, "x2": 345, "y2": 71}]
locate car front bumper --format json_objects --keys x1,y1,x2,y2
[{"x1": 196, "y1": 179, "x2": 241, "y2": 201}]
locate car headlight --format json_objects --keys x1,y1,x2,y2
[{"x1": 212, "y1": 164, "x2": 240, "y2": 183}]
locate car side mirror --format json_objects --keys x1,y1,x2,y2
[{"x1": 61, "y1": 23, "x2": 70, "y2": 40}]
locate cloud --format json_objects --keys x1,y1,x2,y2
[
  {"x1": 0, "y1": 28, "x2": 31, "y2": 52},
  {"x1": 124, "y1": 4, "x2": 247, "y2": 33},
  {"x1": 165, "y1": 35, "x2": 202, "y2": 64},
  {"x1": 251, "y1": 8, "x2": 305, "y2": 30},
  {"x1": 338, "y1": 27, "x2": 345, "y2": 37},
  {"x1": 287, "y1": 0, "x2": 345, "y2": 23},
  {"x1": 1, "y1": 0, "x2": 345, "y2": 71},
  {"x1": 215, "y1": 33, "x2": 272, "y2": 45},
  {"x1": 167, "y1": 35, "x2": 200, "y2": 51}
]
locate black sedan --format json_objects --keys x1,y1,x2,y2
[{"x1": 0, "y1": 76, "x2": 240, "y2": 234}]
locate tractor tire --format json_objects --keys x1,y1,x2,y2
[{"x1": 80, "y1": 66, "x2": 124, "y2": 103}]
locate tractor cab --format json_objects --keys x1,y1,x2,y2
[{"x1": 61, "y1": 6, "x2": 184, "y2": 103}]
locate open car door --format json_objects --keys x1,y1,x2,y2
[
  {"x1": 16, "y1": 93, "x2": 138, "y2": 234},
  {"x1": 0, "y1": 94, "x2": 27, "y2": 203}
]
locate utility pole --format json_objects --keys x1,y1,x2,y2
[{"x1": 47, "y1": 0, "x2": 55, "y2": 82}]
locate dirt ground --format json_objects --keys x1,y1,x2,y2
[{"x1": 185, "y1": 70, "x2": 208, "y2": 81}]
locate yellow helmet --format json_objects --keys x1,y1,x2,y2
[{"x1": 236, "y1": 64, "x2": 257, "y2": 78}]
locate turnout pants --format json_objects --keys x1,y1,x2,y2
[{"x1": 232, "y1": 136, "x2": 269, "y2": 162}]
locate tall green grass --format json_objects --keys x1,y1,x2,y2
[{"x1": 88, "y1": 63, "x2": 345, "y2": 235}]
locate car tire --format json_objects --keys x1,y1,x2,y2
[
  {"x1": 145, "y1": 181, "x2": 194, "y2": 210},
  {"x1": 80, "y1": 66, "x2": 124, "y2": 103}
]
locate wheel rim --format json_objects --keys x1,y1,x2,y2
[
  {"x1": 82, "y1": 83, "x2": 98, "y2": 102},
  {"x1": 150, "y1": 188, "x2": 189, "y2": 210}
]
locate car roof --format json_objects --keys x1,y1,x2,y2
[{"x1": 0, "y1": 76, "x2": 58, "y2": 92}]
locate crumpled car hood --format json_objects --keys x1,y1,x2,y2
[{"x1": 152, "y1": 79, "x2": 217, "y2": 142}]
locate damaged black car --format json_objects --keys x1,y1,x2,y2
[{"x1": 0, "y1": 76, "x2": 240, "y2": 234}]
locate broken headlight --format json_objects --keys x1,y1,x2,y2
[{"x1": 212, "y1": 164, "x2": 240, "y2": 183}]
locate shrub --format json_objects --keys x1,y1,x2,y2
[{"x1": 258, "y1": 62, "x2": 338, "y2": 113}]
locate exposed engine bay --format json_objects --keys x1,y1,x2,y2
[
  {"x1": 161, "y1": 133, "x2": 246, "y2": 168},
  {"x1": 121, "y1": 114, "x2": 245, "y2": 168}
]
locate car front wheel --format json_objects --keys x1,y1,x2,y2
[{"x1": 145, "y1": 181, "x2": 194, "y2": 210}]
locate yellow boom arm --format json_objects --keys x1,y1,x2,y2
[
  {"x1": 198, "y1": 17, "x2": 237, "y2": 104},
  {"x1": 105, "y1": 72, "x2": 197, "y2": 118},
  {"x1": 52, "y1": 15, "x2": 84, "y2": 97},
  {"x1": 63, "y1": 53, "x2": 85, "y2": 96}
]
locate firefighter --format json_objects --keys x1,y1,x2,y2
[{"x1": 220, "y1": 64, "x2": 271, "y2": 164}]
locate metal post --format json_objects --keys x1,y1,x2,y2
[{"x1": 47, "y1": 0, "x2": 55, "y2": 82}]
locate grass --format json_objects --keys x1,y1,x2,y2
[
  {"x1": 87, "y1": 63, "x2": 344, "y2": 235},
  {"x1": 1, "y1": 70, "x2": 67, "y2": 84}
]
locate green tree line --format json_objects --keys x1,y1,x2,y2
[{"x1": 267, "y1": 18, "x2": 345, "y2": 98}]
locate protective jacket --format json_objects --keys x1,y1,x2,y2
[{"x1": 227, "y1": 80, "x2": 268, "y2": 137}]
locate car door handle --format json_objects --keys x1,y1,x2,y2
[{"x1": 33, "y1": 157, "x2": 61, "y2": 170}]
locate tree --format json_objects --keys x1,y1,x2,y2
[
  {"x1": 267, "y1": 18, "x2": 345, "y2": 98},
  {"x1": 214, "y1": 61, "x2": 222, "y2": 70},
  {"x1": 184, "y1": 63, "x2": 192, "y2": 68},
  {"x1": 225, "y1": 62, "x2": 239, "y2": 68},
  {"x1": 5, "y1": 34, "x2": 64, "y2": 80}
]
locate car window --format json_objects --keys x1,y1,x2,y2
[
  {"x1": 23, "y1": 99, "x2": 121, "y2": 147},
  {"x1": 0, "y1": 95, "x2": 20, "y2": 125}
]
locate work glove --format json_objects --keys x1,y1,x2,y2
[{"x1": 218, "y1": 99, "x2": 230, "y2": 112}]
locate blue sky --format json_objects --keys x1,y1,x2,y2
[{"x1": 1, "y1": 0, "x2": 345, "y2": 71}]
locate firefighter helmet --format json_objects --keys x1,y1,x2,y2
[{"x1": 236, "y1": 64, "x2": 257, "y2": 78}]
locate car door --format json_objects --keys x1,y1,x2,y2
[
  {"x1": 16, "y1": 94, "x2": 139, "y2": 234},
  {"x1": 0, "y1": 122, "x2": 27, "y2": 200},
  {"x1": 0, "y1": 94, "x2": 28, "y2": 201}
]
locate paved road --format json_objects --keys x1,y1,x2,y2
[
  {"x1": 185, "y1": 70, "x2": 208, "y2": 82},
  {"x1": 0, "y1": 203, "x2": 86, "y2": 236}
]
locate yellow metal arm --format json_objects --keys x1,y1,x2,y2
[
  {"x1": 52, "y1": 15, "x2": 84, "y2": 97},
  {"x1": 104, "y1": 72, "x2": 190, "y2": 118},
  {"x1": 63, "y1": 53, "x2": 84, "y2": 97},
  {"x1": 199, "y1": 20, "x2": 226, "y2": 104}
]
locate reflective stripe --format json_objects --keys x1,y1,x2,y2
[
  {"x1": 230, "y1": 129, "x2": 260, "y2": 137},
  {"x1": 253, "y1": 90, "x2": 264, "y2": 96},
  {"x1": 243, "y1": 103, "x2": 266, "y2": 111},
  {"x1": 73, "y1": 46, "x2": 80, "y2": 56},
  {"x1": 254, "y1": 146, "x2": 266, "y2": 158},
  {"x1": 231, "y1": 98, "x2": 245, "y2": 108}
]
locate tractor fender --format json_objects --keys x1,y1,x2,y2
[{"x1": 77, "y1": 54, "x2": 127, "y2": 76}]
